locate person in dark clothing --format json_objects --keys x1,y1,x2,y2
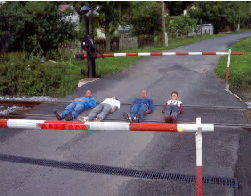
[{"x1": 123, "y1": 90, "x2": 153, "y2": 122}]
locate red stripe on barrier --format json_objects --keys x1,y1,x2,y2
[
  {"x1": 150, "y1": 52, "x2": 163, "y2": 56},
  {"x1": 44, "y1": 120, "x2": 85, "y2": 124},
  {"x1": 126, "y1": 53, "x2": 138, "y2": 56},
  {"x1": 196, "y1": 166, "x2": 203, "y2": 196},
  {"x1": 0, "y1": 119, "x2": 8, "y2": 128},
  {"x1": 202, "y1": 52, "x2": 216, "y2": 55},
  {"x1": 103, "y1": 53, "x2": 115, "y2": 57},
  {"x1": 231, "y1": 52, "x2": 243, "y2": 55},
  {"x1": 130, "y1": 123, "x2": 177, "y2": 132},
  {"x1": 226, "y1": 67, "x2": 230, "y2": 83},
  {"x1": 39, "y1": 121, "x2": 88, "y2": 130},
  {"x1": 176, "y1": 52, "x2": 189, "y2": 55}
]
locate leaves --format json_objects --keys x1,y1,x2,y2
[{"x1": 0, "y1": 1, "x2": 77, "y2": 54}]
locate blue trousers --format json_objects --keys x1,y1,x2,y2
[
  {"x1": 130, "y1": 103, "x2": 148, "y2": 122},
  {"x1": 61, "y1": 101, "x2": 86, "y2": 119},
  {"x1": 165, "y1": 105, "x2": 180, "y2": 119}
]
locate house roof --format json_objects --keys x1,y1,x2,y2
[{"x1": 59, "y1": 4, "x2": 71, "y2": 12}]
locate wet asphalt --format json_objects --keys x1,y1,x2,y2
[{"x1": 1, "y1": 32, "x2": 251, "y2": 196}]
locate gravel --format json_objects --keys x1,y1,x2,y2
[{"x1": 0, "y1": 96, "x2": 58, "y2": 115}]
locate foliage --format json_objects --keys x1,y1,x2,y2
[
  {"x1": 0, "y1": 52, "x2": 82, "y2": 97},
  {"x1": 188, "y1": 2, "x2": 251, "y2": 33},
  {"x1": 165, "y1": 1, "x2": 194, "y2": 16},
  {"x1": 215, "y1": 37, "x2": 251, "y2": 89},
  {"x1": 169, "y1": 15, "x2": 198, "y2": 37},
  {"x1": 126, "y1": 1, "x2": 162, "y2": 36},
  {"x1": 0, "y1": 1, "x2": 77, "y2": 55},
  {"x1": 0, "y1": 27, "x2": 248, "y2": 98}
]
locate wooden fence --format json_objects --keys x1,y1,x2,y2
[{"x1": 61, "y1": 35, "x2": 154, "y2": 55}]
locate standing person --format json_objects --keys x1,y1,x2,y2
[
  {"x1": 123, "y1": 90, "x2": 153, "y2": 122},
  {"x1": 162, "y1": 91, "x2": 183, "y2": 123},
  {"x1": 54, "y1": 90, "x2": 96, "y2": 121},
  {"x1": 85, "y1": 96, "x2": 120, "y2": 121}
]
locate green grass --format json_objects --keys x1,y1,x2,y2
[
  {"x1": 1, "y1": 29, "x2": 251, "y2": 98},
  {"x1": 93, "y1": 30, "x2": 251, "y2": 77},
  {"x1": 215, "y1": 37, "x2": 251, "y2": 90}
]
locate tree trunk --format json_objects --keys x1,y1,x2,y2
[{"x1": 105, "y1": 22, "x2": 110, "y2": 52}]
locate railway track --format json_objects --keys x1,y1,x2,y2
[{"x1": 0, "y1": 100, "x2": 250, "y2": 130}]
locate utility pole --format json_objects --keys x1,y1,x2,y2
[
  {"x1": 162, "y1": 1, "x2": 165, "y2": 46},
  {"x1": 162, "y1": 1, "x2": 168, "y2": 47}
]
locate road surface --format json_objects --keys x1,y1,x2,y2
[{"x1": 1, "y1": 32, "x2": 251, "y2": 196}]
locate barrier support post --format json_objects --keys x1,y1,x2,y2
[
  {"x1": 196, "y1": 117, "x2": 203, "y2": 196},
  {"x1": 226, "y1": 49, "x2": 231, "y2": 90}
]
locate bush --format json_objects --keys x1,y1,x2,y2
[{"x1": 0, "y1": 52, "x2": 82, "y2": 97}]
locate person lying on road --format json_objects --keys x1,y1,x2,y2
[
  {"x1": 123, "y1": 90, "x2": 153, "y2": 123},
  {"x1": 84, "y1": 96, "x2": 120, "y2": 122},
  {"x1": 54, "y1": 90, "x2": 96, "y2": 121},
  {"x1": 162, "y1": 91, "x2": 183, "y2": 123}
]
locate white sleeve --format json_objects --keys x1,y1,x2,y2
[{"x1": 115, "y1": 101, "x2": 120, "y2": 109}]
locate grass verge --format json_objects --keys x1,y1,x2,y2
[
  {"x1": 1, "y1": 29, "x2": 250, "y2": 98},
  {"x1": 215, "y1": 36, "x2": 251, "y2": 101}
]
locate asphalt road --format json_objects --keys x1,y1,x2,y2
[{"x1": 1, "y1": 32, "x2": 251, "y2": 196}]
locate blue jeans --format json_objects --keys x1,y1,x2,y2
[
  {"x1": 61, "y1": 101, "x2": 86, "y2": 119},
  {"x1": 165, "y1": 105, "x2": 180, "y2": 119},
  {"x1": 130, "y1": 103, "x2": 148, "y2": 122}
]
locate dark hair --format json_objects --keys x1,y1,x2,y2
[{"x1": 171, "y1": 91, "x2": 178, "y2": 96}]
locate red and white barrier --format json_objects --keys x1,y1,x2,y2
[
  {"x1": 0, "y1": 117, "x2": 212, "y2": 195},
  {"x1": 225, "y1": 49, "x2": 231, "y2": 90},
  {"x1": 81, "y1": 51, "x2": 243, "y2": 59},
  {"x1": 196, "y1": 117, "x2": 203, "y2": 196},
  {"x1": 0, "y1": 119, "x2": 214, "y2": 132}
]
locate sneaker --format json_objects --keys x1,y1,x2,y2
[
  {"x1": 164, "y1": 115, "x2": 171, "y2": 123},
  {"x1": 133, "y1": 113, "x2": 141, "y2": 123},
  {"x1": 54, "y1": 109, "x2": 63, "y2": 120},
  {"x1": 82, "y1": 116, "x2": 89, "y2": 122},
  {"x1": 123, "y1": 112, "x2": 132, "y2": 122},
  {"x1": 65, "y1": 111, "x2": 73, "y2": 121},
  {"x1": 171, "y1": 115, "x2": 176, "y2": 123},
  {"x1": 94, "y1": 117, "x2": 102, "y2": 122}
]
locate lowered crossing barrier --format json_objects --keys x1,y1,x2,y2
[{"x1": 0, "y1": 119, "x2": 214, "y2": 132}]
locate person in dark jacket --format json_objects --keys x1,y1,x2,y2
[
  {"x1": 54, "y1": 90, "x2": 96, "y2": 121},
  {"x1": 123, "y1": 90, "x2": 153, "y2": 122}
]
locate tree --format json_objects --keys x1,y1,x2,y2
[
  {"x1": 188, "y1": 2, "x2": 251, "y2": 34},
  {"x1": 127, "y1": 1, "x2": 162, "y2": 36},
  {"x1": 97, "y1": 1, "x2": 131, "y2": 52},
  {"x1": 169, "y1": 15, "x2": 198, "y2": 37},
  {"x1": 165, "y1": 1, "x2": 194, "y2": 16},
  {"x1": 0, "y1": 1, "x2": 77, "y2": 56}
]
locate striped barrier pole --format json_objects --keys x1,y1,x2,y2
[
  {"x1": 196, "y1": 117, "x2": 203, "y2": 196},
  {"x1": 225, "y1": 49, "x2": 231, "y2": 90},
  {"x1": 80, "y1": 51, "x2": 243, "y2": 59},
  {"x1": 0, "y1": 118, "x2": 213, "y2": 195},
  {"x1": 0, "y1": 119, "x2": 214, "y2": 132}
]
